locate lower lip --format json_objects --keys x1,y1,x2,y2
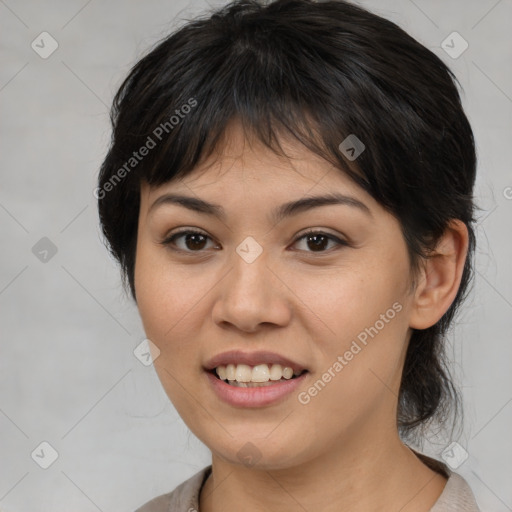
[{"x1": 206, "y1": 371, "x2": 308, "y2": 408}]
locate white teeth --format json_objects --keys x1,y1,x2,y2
[
  {"x1": 214, "y1": 363, "x2": 301, "y2": 384},
  {"x1": 282, "y1": 366, "x2": 294, "y2": 379},
  {"x1": 216, "y1": 365, "x2": 227, "y2": 380},
  {"x1": 235, "y1": 364, "x2": 252, "y2": 382},
  {"x1": 226, "y1": 363, "x2": 236, "y2": 381},
  {"x1": 269, "y1": 364, "x2": 283, "y2": 381},
  {"x1": 252, "y1": 364, "x2": 270, "y2": 382}
]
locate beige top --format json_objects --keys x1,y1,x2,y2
[{"x1": 135, "y1": 455, "x2": 481, "y2": 512}]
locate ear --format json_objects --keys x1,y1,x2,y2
[{"x1": 409, "y1": 219, "x2": 469, "y2": 330}]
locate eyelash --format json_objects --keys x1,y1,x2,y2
[{"x1": 159, "y1": 228, "x2": 349, "y2": 255}]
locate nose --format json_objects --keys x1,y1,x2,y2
[{"x1": 211, "y1": 249, "x2": 292, "y2": 333}]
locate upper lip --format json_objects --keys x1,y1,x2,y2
[{"x1": 204, "y1": 350, "x2": 308, "y2": 374}]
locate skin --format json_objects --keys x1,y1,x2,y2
[{"x1": 134, "y1": 121, "x2": 469, "y2": 512}]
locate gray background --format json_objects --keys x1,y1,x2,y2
[{"x1": 1, "y1": 0, "x2": 511, "y2": 510}]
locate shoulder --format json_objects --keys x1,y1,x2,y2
[
  {"x1": 410, "y1": 449, "x2": 481, "y2": 511},
  {"x1": 134, "y1": 466, "x2": 212, "y2": 512},
  {"x1": 430, "y1": 471, "x2": 481, "y2": 511}
]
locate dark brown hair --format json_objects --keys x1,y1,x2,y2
[{"x1": 97, "y1": 0, "x2": 477, "y2": 441}]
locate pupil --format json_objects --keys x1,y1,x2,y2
[
  {"x1": 307, "y1": 234, "x2": 327, "y2": 251},
  {"x1": 186, "y1": 234, "x2": 206, "y2": 250}
]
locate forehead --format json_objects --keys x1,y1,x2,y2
[{"x1": 141, "y1": 120, "x2": 368, "y2": 204}]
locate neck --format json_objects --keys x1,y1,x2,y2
[{"x1": 199, "y1": 426, "x2": 446, "y2": 512}]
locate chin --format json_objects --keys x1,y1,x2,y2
[{"x1": 208, "y1": 433, "x2": 311, "y2": 471}]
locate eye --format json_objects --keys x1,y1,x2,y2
[
  {"x1": 292, "y1": 229, "x2": 348, "y2": 253},
  {"x1": 160, "y1": 229, "x2": 219, "y2": 252}
]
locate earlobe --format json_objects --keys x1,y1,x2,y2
[{"x1": 409, "y1": 219, "x2": 469, "y2": 330}]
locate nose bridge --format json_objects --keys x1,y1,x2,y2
[
  {"x1": 231, "y1": 248, "x2": 269, "y2": 300},
  {"x1": 212, "y1": 243, "x2": 290, "y2": 331}
]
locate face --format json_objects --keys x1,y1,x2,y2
[{"x1": 134, "y1": 123, "x2": 418, "y2": 470}]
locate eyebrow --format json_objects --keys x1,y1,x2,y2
[{"x1": 148, "y1": 192, "x2": 372, "y2": 221}]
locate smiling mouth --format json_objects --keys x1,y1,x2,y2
[{"x1": 209, "y1": 363, "x2": 308, "y2": 387}]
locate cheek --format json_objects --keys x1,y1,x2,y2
[
  {"x1": 134, "y1": 237, "x2": 192, "y2": 337},
  {"x1": 134, "y1": 242, "x2": 206, "y2": 416},
  {"x1": 134, "y1": 240, "x2": 185, "y2": 369},
  {"x1": 134, "y1": 241, "x2": 166, "y2": 334},
  {"x1": 290, "y1": 258, "x2": 407, "y2": 343},
  {"x1": 290, "y1": 258, "x2": 411, "y2": 403},
  {"x1": 133, "y1": 238, "x2": 215, "y2": 381}
]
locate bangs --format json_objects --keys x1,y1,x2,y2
[{"x1": 111, "y1": 20, "x2": 372, "y2": 195}]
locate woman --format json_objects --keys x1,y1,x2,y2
[{"x1": 97, "y1": 0, "x2": 481, "y2": 510}]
